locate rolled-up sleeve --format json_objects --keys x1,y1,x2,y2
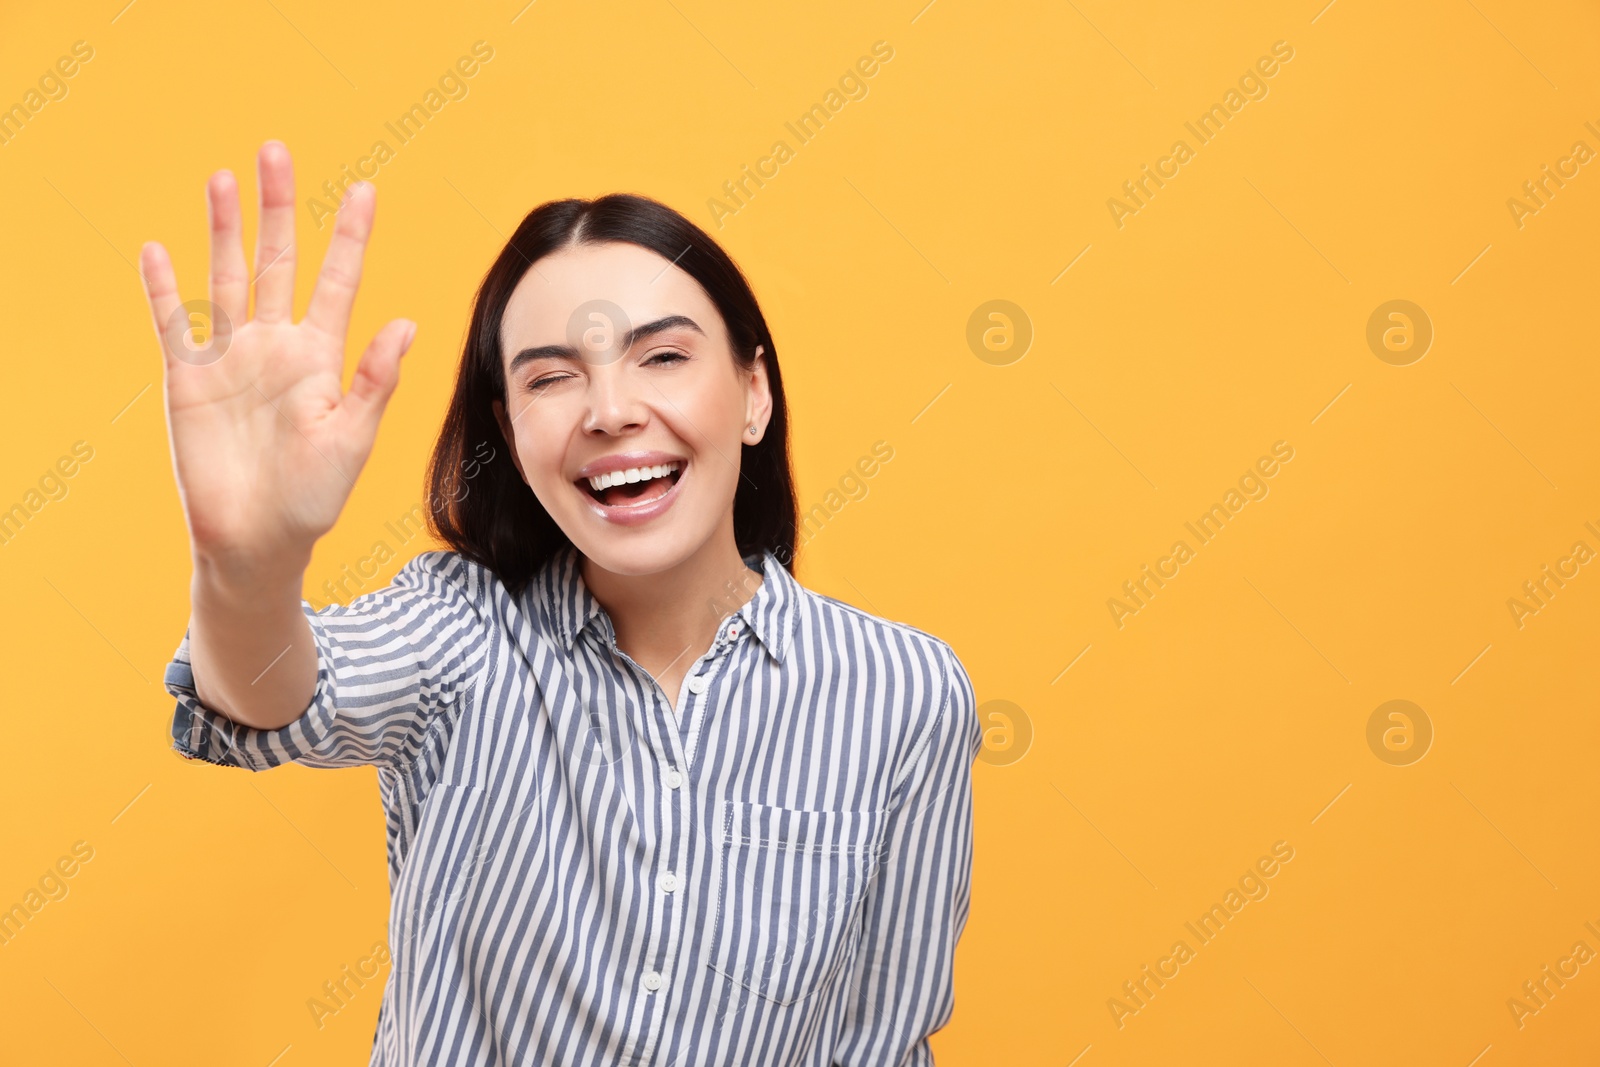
[
  {"x1": 164, "y1": 550, "x2": 490, "y2": 773},
  {"x1": 832, "y1": 640, "x2": 982, "y2": 1067}
]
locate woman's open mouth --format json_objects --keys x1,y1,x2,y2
[{"x1": 575, "y1": 461, "x2": 686, "y2": 524}]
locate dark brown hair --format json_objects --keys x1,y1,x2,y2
[{"x1": 424, "y1": 193, "x2": 798, "y2": 597}]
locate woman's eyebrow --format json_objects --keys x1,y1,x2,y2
[{"x1": 508, "y1": 315, "x2": 705, "y2": 375}]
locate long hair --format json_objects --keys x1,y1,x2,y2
[{"x1": 424, "y1": 193, "x2": 798, "y2": 596}]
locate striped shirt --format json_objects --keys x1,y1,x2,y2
[{"x1": 163, "y1": 543, "x2": 980, "y2": 1066}]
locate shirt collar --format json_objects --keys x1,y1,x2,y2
[{"x1": 533, "y1": 543, "x2": 797, "y2": 664}]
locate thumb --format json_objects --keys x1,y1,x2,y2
[{"x1": 338, "y1": 318, "x2": 416, "y2": 447}]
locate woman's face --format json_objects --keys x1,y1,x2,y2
[{"x1": 492, "y1": 240, "x2": 770, "y2": 577}]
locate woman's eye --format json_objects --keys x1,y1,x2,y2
[
  {"x1": 528, "y1": 374, "x2": 569, "y2": 391},
  {"x1": 646, "y1": 350, "x2": 687, "y2": 366}
]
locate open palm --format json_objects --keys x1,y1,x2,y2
[{"x1": 140, "y1": 141, "x2": 415, "y2": 571}]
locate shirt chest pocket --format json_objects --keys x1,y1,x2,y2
[{"x1": 707, "y1": 799, "x2": 885, "y2": 1007}]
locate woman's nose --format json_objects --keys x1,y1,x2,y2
[{"x1": 580, "y1": 367, "x2": 649, "y2": 435}]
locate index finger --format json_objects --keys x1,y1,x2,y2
[{"x1": 302, "y1": 181, "x2": 376, "y2": 346}]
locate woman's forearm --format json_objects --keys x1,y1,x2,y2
[{"x1": 187, "y1": 549, "x2": 319, "y2": 731}]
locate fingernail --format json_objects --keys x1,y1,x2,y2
[{"x1": 401, "y1": 321, "x2": 417, "y2": 351}]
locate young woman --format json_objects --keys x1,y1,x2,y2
[{"x1": 143, "y1": 140, "x2": 979, "y2": 1067}]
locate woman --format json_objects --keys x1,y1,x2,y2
[{"x1": 143, "y1": 139, "x2": 980, "y2": 1067}]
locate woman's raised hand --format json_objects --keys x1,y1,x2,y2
[{"x1": 141, "y1": 140, "x2": 415, "y2": 579}]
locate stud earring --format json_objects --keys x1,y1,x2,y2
[{"x1": 748, "y1": 425, "x2": 758, "y2": 435}]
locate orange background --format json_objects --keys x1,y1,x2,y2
[{"x1": 2, "y1": 0, "x2": 1598, "y2": 1063}]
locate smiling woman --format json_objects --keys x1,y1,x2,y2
[
  {"x1": 143, "y1": 141, "x2": 980, "y2": 1067},
  {"x1": 428, "y1": 204, "x2": 793, "y2": 611}
]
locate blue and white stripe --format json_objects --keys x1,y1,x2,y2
[{"x1": 164, "y1": 543, "x2": 980, "y2": 1066}]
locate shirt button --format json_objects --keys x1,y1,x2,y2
[
  {"x1": 664, "y1": 768, "x2": 684, "y2": 789},
  {"x1": 659, "y1": 870, "x2": 680, "y2": 893},
  {"x1": 643, "y1": 970, "x2": 665, "y2": 992},
  {"x1": 686, "y1": 675, "x2": 708, "y2": 695}
]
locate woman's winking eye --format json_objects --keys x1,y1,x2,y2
[
  {"x1": 525, "y1": 348, "x2": 689, "y2": 392},
  {"x1": 526, "y1": 372, "x2": 569, "y2": 392}
]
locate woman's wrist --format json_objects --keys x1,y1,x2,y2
[{"x1": 191, "y1": 541, "x2": 314, "y2": 607}]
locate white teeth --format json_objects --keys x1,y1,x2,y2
[{"x1": 586, "y1": 461, "x2": 682, "y2": 492}]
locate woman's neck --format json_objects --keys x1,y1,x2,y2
[{"x1": 581, "y1": 536, "x2": 763, "y2": 688}]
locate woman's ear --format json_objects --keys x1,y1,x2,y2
[
  {"x1": 490, "y1": 399, "x2": 529, "y2": 484},
  {"x1": 745, "y1": 347, "x2": 772, "y2": 442}
]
